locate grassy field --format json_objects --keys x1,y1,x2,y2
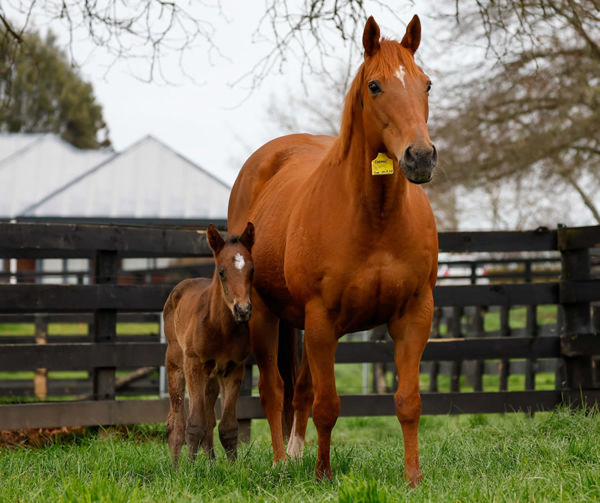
[
  {"x1": 4, "y1": 306, "x2": 594, "y2": 502},
  {"x1": 1, "y1": 406, "x2": 599, "y2": 502}
]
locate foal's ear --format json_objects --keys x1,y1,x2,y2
[
  {"x1": 400, "y1": 14, "x2": 421, "y2": 54},
  {"x1": 363, "y1": 16, "x2": 380, "y2": 57},
  {"x1": 207, "y1": 224, "x2": 225, "y2": 255},
  {"x1": 240, "y1": 222, "x2": 255, "y2": 252}
]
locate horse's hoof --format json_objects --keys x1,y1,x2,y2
[
  {"x1": 315, "y1": 462, "x2": 333, "y2": 481},
  {"x1": 405, "y1": 469, "x2": 423, "y2": 487},
  {"x1": 286, "y1": 435, "x2": 305, "y2": 459},
  {"x1": 272, "y1": 458, "x2": 288, "y2": 468}
]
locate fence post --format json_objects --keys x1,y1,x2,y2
[
  {"x1": 470, "y1": 306, "x2": 486, "y2": 392},
  {"x1": 34, "y1": 314, "x2": 48, "y2": 399},
  {"x1": 92, "y1": 250, "x2": 118, "y2": 400},
  {"x1": 498, "y1": 306, "x2": 511, "y2": 391},
  {"x1": 428, "y1": 307, "x2": 442, "y2": 392},
  {"x1": 449, "y1": 306, "x2": 462, "y2": 392},
  {"x1": 558, "y1": 226, "x2": 594, "y2": 404},
  {"x1": 524, "y1": 305, "x2": 538, "y2": 390}
]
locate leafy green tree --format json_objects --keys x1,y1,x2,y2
[{"x1": 0, "y1": 26, "x2": 110, "y2": 149}]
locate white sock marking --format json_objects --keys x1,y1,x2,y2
[
  {"x1": 286, "y1": 416, "x2": 305, "y2": 459},
  {"x1": 234, "y1": 253, "x2": 245, "y2": 270}
]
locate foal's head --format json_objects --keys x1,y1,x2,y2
[
  {"x1": 206, "y1": 222, "x2": 255, "y2": 323},
  {"x1": 353, "y1": 15, "x2": 437, "y2": 183}
]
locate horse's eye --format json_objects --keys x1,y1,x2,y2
[
  {"x1": 218, "y1": 267, "x2": 225, "y2": 280},
  {"x1": 426, "y1": 80, "x2": 432, "y2": 93},
  {"x1": 249, "y1": 265, "x2": 255, "y2": 281},
  {"x1": 367, "y1": 80, "x2": 382, "y2": 95}
]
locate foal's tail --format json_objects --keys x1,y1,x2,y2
[{"x1": 278, "y1": 320, "x2": 298, "y2": 439}]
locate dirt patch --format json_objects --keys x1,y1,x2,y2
[{"x1": 0, "y1": 427, "x2": 87, "y2": 448}]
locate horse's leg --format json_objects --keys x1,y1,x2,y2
[
  {"x1": 165, "y1": 342, "x2": 186, "y2": 468},
  {"x1": 201, "y1": 375, "x2": 219, "y2": 458},
  {"x1": 304, "y1": 301, "x2": 339, "y2": 479},
  {"x1": 287, "y1": 341, "x2": 313, "y2": 459},
  {"x1": 218, "y1": 363, "x2": 245, "y2": 461},
  {"x1": 387, "y1": 292, "x2": 434, "y2": 487},
  {"x1": 184, "y1": 357, "x2": 211, "y2": 461},
  {"x1": 250, "y1": 294, "x2": 286, "y2": 462}
]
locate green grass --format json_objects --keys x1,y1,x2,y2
[
  {"x1": 0, "y1": 322, "x2": 158, "y2": 336},
  {"x1": 334, "y1": 362, "x2": 557, "y2": 395},
  {"x1": 1, "y1": 407, "x2": 599, "y2": 502},
  {"x1": 434, "y1": 305, "x2": 558, "y2": 337}
]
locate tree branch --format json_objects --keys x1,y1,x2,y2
[{"x1": 0, "y1": 13, "x2": 23, "y2": 43}]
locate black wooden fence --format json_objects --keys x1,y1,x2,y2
[{"x1": 0, "y1": 222, "x2": 599, "y2": 431}]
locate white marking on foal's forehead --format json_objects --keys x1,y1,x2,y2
[
  {"x1": 395, "y1": 65, "x2": 406, "y2": 88},
  {"x1": 234, "y1": 253, "x2": 245, "y2": 270}
]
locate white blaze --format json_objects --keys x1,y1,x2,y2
[
  {"x1": 395, "y1": 65, "x2": 406, "y2": 88},
  {"x1": 234, "y1": 253, "x2": 245, "y2": 270}
]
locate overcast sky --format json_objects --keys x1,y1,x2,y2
[{"x1": 40, "y1": 1, "x2": 441, "y2": 186}]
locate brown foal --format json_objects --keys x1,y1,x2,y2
[{"x1": 164, "y1": 222, "x2": 255, "y2": 465}]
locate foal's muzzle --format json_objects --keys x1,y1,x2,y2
[
  {"x1": 402, "y1": 144, "x2": 437, "y2": 184},
  {"x1": 233, "y1": 302, "x2": 252, "y2": 323}
]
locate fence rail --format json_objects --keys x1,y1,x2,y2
[{"x1": 1, "y1": 222, "x2": 599, "y2": 431}]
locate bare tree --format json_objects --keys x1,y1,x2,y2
[
  {"x1": 430, "y1": 0, "x2": 600, "y2": 227},
  {"x1": 266, "y1": 63, "x2": 349, "y2": 137},
  {"x1": 0, "y1": 1, "x2": 403, "y2": 85},
  {"x1": 0, "y1": 1, "x2": 219, "y2": 82}
]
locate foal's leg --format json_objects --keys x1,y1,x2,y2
[
  {"x1": 218, "y1": 363, "x2": 245, "y2": 461},
  {"x1": 303, "y1": 301, "x2": 339, "y2": 479},
  {"x1": 250, "y1": 294, "x2": 286, "y2": 462},
  {"x1": 165, "y1": 341, "x2": 186, "y2": 468},
  {"x1": 184, "y1": 357, "x2": 211, "y2": 461},
  {"x1": 287, "y1": 342, "x2": 313, "y2": 459},
  {"x1": 387, "y1": 291, "x2": 434, "y2": 487},
  {"x1": 201, "y1": 376, "x2": 219, "y2": 458}
]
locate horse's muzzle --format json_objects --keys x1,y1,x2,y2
[
  {"x1": 402, "y1": 144, "x2": 437, "y2": 184},
  {"x1": 233, "y1": 302, "x2": 252, "y2": 323}
]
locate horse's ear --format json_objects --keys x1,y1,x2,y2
[
  {"x1": 363, "y1": 16, "x2": 380, "y2": 57},
  {"x1": 400, "y1": 14, "x2": 421, "y2": 54},
  {"x1": 240, "y1": 222, "x2": 255, "y2": 252},
  {"x1": 207, "y1": 224, "x2": 225, "y2": 255}
]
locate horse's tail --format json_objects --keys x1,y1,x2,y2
[{"x1": 278, "y1": 320, "x2": 298, "y2": 439}]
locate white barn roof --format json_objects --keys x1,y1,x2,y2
[
  {"x1": 0, "y1": 134, "x2": 231, "y2": 220},
  {"x1": 0, "y1": 133, "x2": 112, "y2": 218}
]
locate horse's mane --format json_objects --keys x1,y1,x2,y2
[{"x1": 335, "y1": 38, "x2": 420, "y2": 157}]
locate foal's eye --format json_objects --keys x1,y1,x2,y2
[
  {"x1": 367, "y1": 80, "x2": 382, "y2": 95},
  {"x1": 218, "y1": 267, "x2": 225, "y2": 280},
  {"x1": 426, "y1": 80, "x2": 432, "y2": 93}
]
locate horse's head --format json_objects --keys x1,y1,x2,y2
[
  {"x1": 207, "y1": 222, "x2": 255, "y2": 323},
  {"x1": 358, "y1": 15, "x2": 436, "y2": 184}
]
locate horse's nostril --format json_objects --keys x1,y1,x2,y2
[
  {"x1": 403, "y1": 144, "x2": 436, "y2": 170},
  {"x1": 403, "y1": 146, "x2": 416, "y2": 168},
  {"x1": 401, "y1": 143, "x2": 436, "y2": 184}
]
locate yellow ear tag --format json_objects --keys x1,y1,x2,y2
[{"x1": 371, "y1": 152, "x2": 394, "y2": 175}]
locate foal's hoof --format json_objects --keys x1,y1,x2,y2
[{"x1": 225, "y1": 449, "x2": 238, "y2": 462}]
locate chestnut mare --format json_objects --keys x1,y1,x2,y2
[
  {"x1": 164, "y1": 222, "x2": 255, "y2": 465},
  {"x1": 228, "y1": 15, "x2": 437, "y2": 486}
]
